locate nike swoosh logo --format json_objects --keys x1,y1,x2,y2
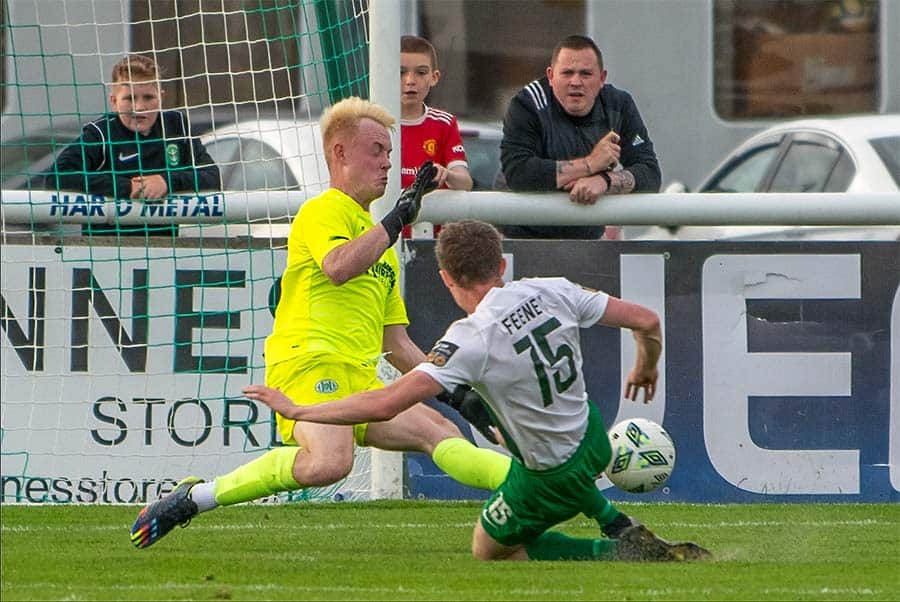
[{"x1": 118, "y1": 152, "x2": 140, "y2": 161}]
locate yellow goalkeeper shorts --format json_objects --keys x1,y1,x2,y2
[{"x1": 265, "y1": 355, "x2": 383, "y2": 446}]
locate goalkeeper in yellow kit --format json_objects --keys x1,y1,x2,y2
[{"x1": 131, "y1": 97, "x2": 511, "y2": 548}]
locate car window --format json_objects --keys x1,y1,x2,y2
[
  {"x1": 1, "y1": 147, "x2": 60, "y2": 190},
  {"x1": 769, "y1": 139, "x2": 842, "y2": 192},
  {"x1": 1, "y1": 141, "x2": 53, "y2": 177},
  {"x1": 1, "y1": 135, "x2": 78, "y2": 189},
  {"x1": 869, "y1": 135, "x2": 900, "y2": 189},
  {"x1": 236, "y1": 139, "x2": 298, "y2": 191},
  {"x1": 203, "y1": 137, "x2": 298, "y2": 191},
  {"x1": 824, "y1": 151, "x2": 854, "y2": 192},
  {"x1": 202, "y1": 137, "x2": 241, "y2": 189},
  {"x1": 460, "y1": 134, "x2": 501, "y2": 191},
  {"x1": 703, "y1": 143, "x2": 781, "y2": 192}
]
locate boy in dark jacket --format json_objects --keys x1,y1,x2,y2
[{"x1": 47, "y1": 54, "x2": 220, "y2": 233}]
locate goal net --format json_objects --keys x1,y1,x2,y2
[{"x1": 0, "y1": 0, "x2": 391, "y2": 505}]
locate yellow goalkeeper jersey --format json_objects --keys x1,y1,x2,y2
[{"x1": 264, "y1": 188, "x2": 409, "y2": 366}]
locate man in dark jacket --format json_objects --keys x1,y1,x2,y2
[
  {"x1": 500, "y1": 35, "x2": 660, "y2": 239},
  {"x1": 46, "y1": 55, "x2": 220, "y2": 233}
]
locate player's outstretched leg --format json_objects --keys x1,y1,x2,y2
[
  {"x1": 130, "y1": 477, "x2": 202, "y2": 549},
  {"x1": 616, "y1": 525, "x2": 712, "y2": 562}
]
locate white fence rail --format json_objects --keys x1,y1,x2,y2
[{"x1": 1, "y1": 190, "x2": 899, "y2": 227}]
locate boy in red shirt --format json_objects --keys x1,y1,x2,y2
[{"x1": 401, "y1": 35, "x2": 472, "y2": 237}]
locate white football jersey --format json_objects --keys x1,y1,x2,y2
[{"x1": 415, "y1": 277, "x2": 609, "y2": 470}]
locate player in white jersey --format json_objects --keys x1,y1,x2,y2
[{"x1": 245, "y1": 220, "x2": 711, "y2": 562}]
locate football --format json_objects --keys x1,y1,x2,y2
[{"x1": 605, "y1": 418, "x2": 675, "y2": 493}]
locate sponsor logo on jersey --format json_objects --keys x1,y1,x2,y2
[
  {"x1": 166, "y1": 143, "x2": 180, "y2": 167},
  {"x1": 314, "y1": 379, "x2": 339, "y2": 394},
  {"x1": 422, "y1": 139, "x2": 437, "y2": 156},
  {"x1": 631, "y1": 134, "x2": 645, "y2": 147},
  {"x1": 426, "y1": 340, "x2": 459, "y2": 367},
  {"x1": 118, "y1": 151, "x2": 139, "y2": 162},
  {"x1": 367, "y1": 260, "x2": 397, "y2": 291},
  {"x1": 452, "y1": 144, "x2": 465, "y2": 154}
]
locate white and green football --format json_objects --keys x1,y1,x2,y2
[{"x1": 605, "y1": 418, "x2": 675, "y2": 493}]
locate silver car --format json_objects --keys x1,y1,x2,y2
[{"x1": 635, "y1": 115, "x2": 900, "y2": 240}]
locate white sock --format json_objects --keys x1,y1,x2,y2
[{"x1": 189, "y1": 480, "x2": 219, "y2": 513}]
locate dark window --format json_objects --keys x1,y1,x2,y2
[
  {"x1": 714, "y1": 0, "x2": 879, "y2": 119},
  {"x1": 420, "y1": 0, "x2": 585, "y2": 119},
  {"x1": 460, "y1": 133, "x2": 501, "y2": 190}
]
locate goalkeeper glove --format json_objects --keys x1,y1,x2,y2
[
  {"x1": 381, "y1": 160, "x2": 438, "y2": 244},
  {"x1": 436, "y1": 384, "x2": 498, "y2": 445}
]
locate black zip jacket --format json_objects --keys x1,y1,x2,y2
[
  {"x1": 46, "y1": 110, "x2": 221, "y2": 198},
  {"x1": 500, "y1": 77, "x2": 661, "y2": 239}
]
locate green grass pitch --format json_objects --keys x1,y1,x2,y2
[{"x1": 1, "y1": 501, "x2": 897, "y2": 600}]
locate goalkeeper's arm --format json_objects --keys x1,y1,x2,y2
[
  {"x1": 436, "y1": 385, "x2": 499, "y2": 444},
  {"x1": 322, "y1": 161, "x2": 438, "y2": 285}
]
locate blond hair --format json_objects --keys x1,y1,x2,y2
[
  {"x1": 110, "y1": 54, "x2": 160, "y2": 84},
  {"x1": 320, "y1": 97, "x2": 395, "y2": 165}
]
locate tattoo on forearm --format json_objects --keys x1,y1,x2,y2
[
  {"x1": 557, "y1": 160, "x2": 577, "y2": 174},
  {"x1": 610, "y1": 170, "x2": 636, "y2": 194}
]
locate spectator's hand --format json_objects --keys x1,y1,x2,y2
[
  {"x1": 565, "y1": 174, "x2": 608, "y2": 205},
  {"x1": 380, "y1": 160, "x2": 439, "y2": 243},
  {"x1": 433, "y1": 163, "x2": 450, "y2": 188},
  {"x1": 588, "y1": 131, "x2": 621, "y2": 173},
  {"x1": 130, "y1": 174, "x2": 168, "y2": 200},
  {"x1": 438, "y1": 164, "x2": 474, "y2": 191}
]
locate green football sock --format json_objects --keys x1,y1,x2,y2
[
  {"x1": 525, "y1": 531, "x2": 617, "y2": 561},
  {"x1": 584, "y1": 487, "x2": 621, "y2": 530},
  {"x1": 213, "y1": 445, "x2": 301, "y2": 506},
  {"x1": 432, "y1": 437, "x2": 511, "y2": 490}
]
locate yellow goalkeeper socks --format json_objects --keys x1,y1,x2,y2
[
  {"x1": 432, "y1": 437, "x2": 511, "y2": 491},
  {"x1": 213, "y1": 446, "x2": 301, "y2": 506}
]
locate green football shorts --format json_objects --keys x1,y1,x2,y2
[{"x1": 479, "y1": 402, "x2": 612, "y2": 546}]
